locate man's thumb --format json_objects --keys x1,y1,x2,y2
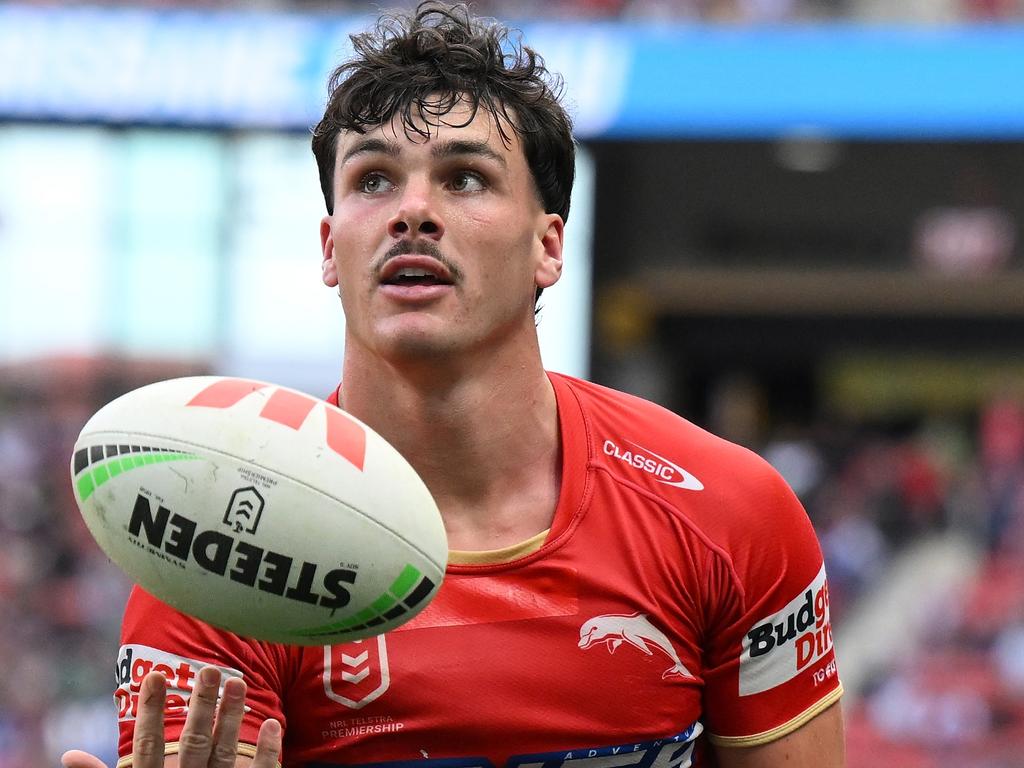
[{"x1": 61, "y1": 750, "x2": 110, "y2": 768}]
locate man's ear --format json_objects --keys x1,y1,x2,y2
[
  {"x1": 534, "y1": 213, "x2": 564, "y2": 290},
  {"x1": 320, "y1": 217, "x2": 338, "y2": 288}
]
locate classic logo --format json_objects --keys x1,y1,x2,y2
[
  {"x1": 578, "y1": 613, "x2": 694, "y2": 680},
  {"x1": 187, "y1": 378, "x2": 366, "y2": 471},
  {"x1": 323, "y1": 636, "x2": 390, "y2": 709},
  {"x1": 114, "y1": 644, "x2": 242, "y2": 722},
  {"x1": 739, "y1": 563, "x2": 833, "y2": 696},
  {"x1": 223, "y1": 486, "x2": 265, "y2": 534},
  {"x1": 602, "y1": 439, "x2": 703, "y2": 491}
]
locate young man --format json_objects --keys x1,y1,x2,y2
[{"x1": 64, "y1": 3, "x2": 844, "y2": 767}]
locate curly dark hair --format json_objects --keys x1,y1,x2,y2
[{"x1": 310, "y1": 1, "x2": 575, "y2": 224}]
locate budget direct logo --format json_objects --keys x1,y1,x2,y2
[
  {"x1": 738, "y1": 564, "x2": 833, "y2": 696},
  {"x1": 114, "y1": 644, "x2": 242, "y2": 721}
]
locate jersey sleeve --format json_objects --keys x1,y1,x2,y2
[
  {"x1": 115, "y1": 585, "x2": 291, "y2": 766},
  {"x1": 700, "y1": 456, "x2": 842, "y2": 747}
]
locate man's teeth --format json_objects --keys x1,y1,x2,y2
[{"x1": 396, "y1": 268, "x2": 435, "y2": 278}]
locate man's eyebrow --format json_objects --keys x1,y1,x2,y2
[
  {"x1": 431, "y1": 139, "x2": 507, "y2": 168},
  {"x1": 340, "y1": 137, "x2": 401, "y2": 165}
]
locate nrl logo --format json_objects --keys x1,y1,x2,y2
[
  {"x1": 323, "y1": 636, "x2": 390, "y2": 709},
  {"x1": 223, "y1": 486, "x2": 265, "y2": 534}
]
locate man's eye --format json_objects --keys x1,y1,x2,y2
[
  {"x1": 450, "y1": 171, "x2": 486, "y2": 192},
  {"x1": 359, "y1": 173, "x2": 393, "y2": 194}
]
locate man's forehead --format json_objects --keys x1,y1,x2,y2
[{"x1": 336, "y1": 103, "x2": 520, "y2": 159}]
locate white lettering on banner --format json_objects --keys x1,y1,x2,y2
[
  {"x1": 0, "y1": 7, "x2": 631, "y2": 136},
  {"x1": 521, "y1": 27, "x2": 630, "y2": 137},
  {"x1": 0, "y1": 6, "x2": 314, "y2": 124},
  {"x1": 738, "y1": 563, "x2": 833, "y2": 696},
  {"x1": 113, "y1": 644, "x2": 243, "y2": 721}
]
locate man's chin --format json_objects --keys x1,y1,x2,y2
[
  {"x1": 375, "y1": 322, "x2": 462, "y2": 361},
  {"x1": 389, "y1": 337, "x2": 458, "y2": 360}
]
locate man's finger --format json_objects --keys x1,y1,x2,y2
[
  {"x1": 251, "y1": 719, "x2": 282, "y2": 768},
  {"x1": 60, "y1": 750, "x2": 109, "y2": 768},
  {"x1": 209, "y1": 676, "x2": 247, "y2": 767},
  {"x1": 133, "y1": 672, "x2": 168, "y2": 768},
  {"x1": 178, "y1": 666, "x2": 222, "y2": 765}
]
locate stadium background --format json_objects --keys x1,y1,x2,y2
[{"x1": 2, "y1": 1, "x2": 1024, "y2": 765}]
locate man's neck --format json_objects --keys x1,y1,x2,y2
[{"x1": 338, "y1": 342, "x2": 562, "y2": 551}]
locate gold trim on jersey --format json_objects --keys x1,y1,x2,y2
[
  {"x1": 115, "y1": 741, "x2": 279, "y2": 768},
  {"x1": 448, "y1": 528, "x2": 550, "y2": 565},
  {"x1": 708, "y1": 683, "x2": 844, "y2": 748}
]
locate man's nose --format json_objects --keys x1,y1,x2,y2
[{"x1": 387, "y1": 179, "x2": 444, "y2": 239}]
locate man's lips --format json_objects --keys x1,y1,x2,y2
[{"x1": 378, "y1": 255, "x2": 455, "y2": 285}]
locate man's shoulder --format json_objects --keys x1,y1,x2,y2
[
  {"x1": 550, "y1": 371, "x2": 766, "y2": 471},
  {"x1": 551, "y1": 372, "x2": 802, "y2": 536},
  {"x1": 551, "y1": 371, "x2": 689, "y2": 425}
]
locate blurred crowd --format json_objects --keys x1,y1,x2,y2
[
  {"x1": 757, "y1": 394, "x2": 1024, "y2": 767},
  {"x1": 11, "y1": 0, "x2": 1024, "y2": 22},
  {"x1": 1, "y1": 355, "x2": 1023, "y2": 765},
  {"x1": 0, "y1": 358, "x2": 206, "y2": 768}
]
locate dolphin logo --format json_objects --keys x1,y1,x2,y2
[{"x1": 578, "y1": 613, "x2": 694, "y2": 680}]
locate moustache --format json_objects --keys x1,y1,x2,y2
[{"x1": 375, "y1": 240, "x2": 463, "y2": 282}]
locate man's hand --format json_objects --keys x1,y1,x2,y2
[{"x1": 61, "y1": 667, "x2": 282, "y2": 768}]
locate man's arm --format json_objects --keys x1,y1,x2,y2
[
  {"x1": 714, "y1": 702, "x2": 845, "y2": 768},
  {"x1": 62, "y1": 669, "x2": 282, "y2": 768}
]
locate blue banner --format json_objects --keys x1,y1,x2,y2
[{"x1": 1, "y1": 4, "x2": 1022, "y2": 138}]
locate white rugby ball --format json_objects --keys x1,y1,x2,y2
[{"x1": 71, "y1": 376, "x2": 447, "y2": 645}]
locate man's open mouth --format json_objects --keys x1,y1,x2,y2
[{"x1": 384, "y1": 267, "x2": 452, "y2": 287}]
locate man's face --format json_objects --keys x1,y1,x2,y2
[{"x1": 320, "y1": 99, "x2": 564, "y2": 363}]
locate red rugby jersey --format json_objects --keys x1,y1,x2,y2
[{"x1": 116, "y1": 372, "x2": 842, "y2": 767}]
